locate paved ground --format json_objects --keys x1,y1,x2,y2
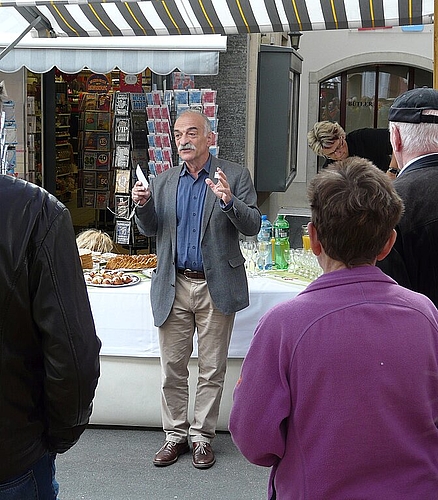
[{"x1": 56, "y1": 426, "x2": 270, "y2": 500}]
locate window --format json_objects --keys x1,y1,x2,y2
[{"x1": 319, "y1": 65, "x2": 433, "y2": 132}]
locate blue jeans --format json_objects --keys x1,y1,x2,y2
[{"x1": 0, "y1": 453, "x2": 59, "y2": 500}]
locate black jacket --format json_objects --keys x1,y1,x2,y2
[
  {"x1": 0, "y1": 175, "x2": 101, "y2": 482},
  {"x1": 377, "y1": 154, "x2": 438, "y2": 307},
  {"x1": 324, "y1": 128, "x2": 393, "y2": 172}
]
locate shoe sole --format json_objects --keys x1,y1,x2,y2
[
  {"x1": 153, "y1": 445, "x2": 190, "y2": 467},
  {"x1": 192, "y1": 458, "x2": 216, "y2": 469}
]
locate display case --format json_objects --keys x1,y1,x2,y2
[{"x1": 255, "y1": 45, "x2": 302, "y2": 192}]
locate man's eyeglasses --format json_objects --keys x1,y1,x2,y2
[{"x1": 323, "y1": 136, "x2": 345, "y2": 159}]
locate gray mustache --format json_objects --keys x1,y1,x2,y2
[{"x1": 178, "y1": 144, "x2": 196, "y2": 151}]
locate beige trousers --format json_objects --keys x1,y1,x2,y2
[{"x1": 158, "y1": 274, "x2": 235, "y2": 444}]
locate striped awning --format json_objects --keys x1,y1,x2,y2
[
  {"x1": 0, "y1": 0, "x2": 434, "y2": 38},
  {"x1": 0, "y1": 0, "x2": 434, "y2": 75},
  {"x1": 0, "y1": 29, "x2": 226, "y2": 74}
]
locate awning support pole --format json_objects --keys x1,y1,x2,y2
[{"x1": 0, "y1": 16, "x2": 42, "y2": 62}]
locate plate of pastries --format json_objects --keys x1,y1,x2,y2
[
  {"x1": 84, "y1": 270, "x2": 141, "y2": 287},
  {"x1": 104, "y1": 253, "x2": 157, "y2": 271}
]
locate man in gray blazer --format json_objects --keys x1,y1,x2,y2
[{"x1": 132, "y1": 110, "x2": 260, "y2": 469}]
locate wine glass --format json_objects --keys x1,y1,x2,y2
[
  {"x1": 246, "y1": 239, "x2": 258, "y2": 277},
  {"x1": 240, "y1": 239, "x2": 256, "y2": 275},
  {"x1": 240, "y1": 239, "x2": 250, "y2": 273}
]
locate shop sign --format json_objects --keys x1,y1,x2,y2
[
  {"x1": 347, "y1": 99, "x2": 373, "y2": 107},
  {"x1": 87, "y1": 74, "x2": 111, "y2": 93},
  {"x1": 119, "y1": 72, "x2": 143, "y2": 93}
]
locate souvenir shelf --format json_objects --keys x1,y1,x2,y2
[
  {"x1": 68, "y1": 90, "x2": 81, "y2": 171},
  {"x1": 25, "y1": 71, "x2": 42, "y2": 183},
  {"x1": 0, "y1": 97, "x2": 17, "y2": 176},
  {"x1": 77, "y1": 92, "x2": 113, "y2": 211},
  {"x1": 55, "y1": 81, "x2": 76, "y2": 202},
  {"x1": 112, "y1": 91, "x2": 151, "y2": 251},
  {"x1": 26, "y1": 97, "x2": 41, "y2": 184},
  {"x1": 145, "y1": 84, "x2": 218, "y2": 177}
]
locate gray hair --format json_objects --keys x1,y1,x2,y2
[
  {"x1": 176, "y1": 109, "x2": 212, "y2": 136},
  {"x1": 389, "y1": 110, "x2": 438, "y2": 155}
]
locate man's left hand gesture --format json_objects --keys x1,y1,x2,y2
[{"x1": 206, "y1": 167, "x2": 232, "y2": 205}]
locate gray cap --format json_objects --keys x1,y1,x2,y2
[{"x1": 388, "y1": 87, "x2": 438, "y2": 124}]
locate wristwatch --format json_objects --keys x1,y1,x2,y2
[{"x1": 387, "y1": 167, "x2": 400, "y2": 176}]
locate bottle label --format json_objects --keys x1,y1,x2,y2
[
  {"x1": 260, "y1": 229, "x2": 271, "y2": 240},
  {"x1": 274, "y1": 228, "x2": 288, "y2": 239}
]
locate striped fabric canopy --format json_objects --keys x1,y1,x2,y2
[{"x1": 1, "y1": 0, "x2": 434, "y2": 38}]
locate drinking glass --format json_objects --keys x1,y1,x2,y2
[
  {"x1": 301, "y1": 224, "x2": 311, "y2": 251},
  {"x1": 240, "y1": 239, "x2": 258, "y2": 276},
  {"x1": 257, "y1": 241, "x2": 270, "y2": 274},
  {"x1": 243, "y1": 239, "x2": 259, "y2": 277}
]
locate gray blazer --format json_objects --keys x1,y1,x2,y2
[{"x1": 135, "y1": 156, "x2": 261, "y2": 327}]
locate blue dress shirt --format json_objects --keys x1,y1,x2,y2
[{"x1": 176, "y1": 157, "x2": 211, "y2": 271}]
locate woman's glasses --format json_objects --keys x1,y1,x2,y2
[{"x1": 323, "y1": 136, "x2": 345, "y2": 159}]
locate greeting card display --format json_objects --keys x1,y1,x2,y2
[
  {"x1": 202, "y1": 104, "x2": 217, "y2": 118},
  {"x1": 95, "y1": 152, "x2": 111, "y2": 170},
  {"x1": 114, "y1": 145, "x2": 130, "y2": 169},
  {"x1": 188, "y1": 89, "x2": 202, "y2": 105},
  {"x1": 83, "y1": 152, "x2": 97, "y2": 170},
  {"x1": 113, "y1": 92, "x2": 130, "y2": 116},
  {"x1": 115, "y1": 169, "x2": 130, "y2": 194},
  {"x1": 172, "y1": 72, "x2": 195, "y2": 90},
  {"x1": 114, "y1": 117, "x2": 130, "y2": 143},
  {"x1": 144, "y1": 85, "x2": 219, "y2": 175},
  {"x1": 84, "y1": 132, "x2": 110, "y2": 151},
  {"x1": 96, "y1": 171, "x2": 111, "y2": 190},
  {"x1": 130, "y1": 93, "x2": 147, "y2": 111},
  {"x1": 131, "y1": 149, "x2": 148, "y2": 169},
  {"x1": 81, "y1": 93, "x2": 111, "y2": 112},
  {"x1": 78, "y1": 92, "x2": 113, "y2": 209},
  {"x1": 115, "y1": 220, "x2": 131, "y2": 245},
  {"x1": 96, "y1": 191, "x2": 110, "y2": 210},
  {"x1": 115, "y1": 194, "x2": 131, "y2": 219},
  {"x1": 83, "y1": 171, "x2": 96, "y2": 189},
  {"x1": 83, "y1": 190, "x2": 96, "y2": 208},
  {"x1": 201, "y1": 89, "x2": 217, "y2": 104},
  {"x1": 131, "y1": 111, "x2": 147, "y2": 149},
  {"x1": 84, "y1": 111, "x2": 111, "y2": 131}
]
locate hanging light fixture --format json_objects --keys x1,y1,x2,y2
[{"x1": 288, "y1": 31, "x2": 302, "y2": 50}]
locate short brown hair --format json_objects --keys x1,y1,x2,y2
[{"x1": 307, "y1": 156, "x2": 404, "y2": 268}]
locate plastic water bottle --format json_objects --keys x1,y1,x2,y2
[
  {"x1": 273, "y1": 214, "x2": 290, "y2": 270},
  {"x1": 257, "y1": 215, "x2": 273, "y2": 270}
]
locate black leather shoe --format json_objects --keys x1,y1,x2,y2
[
  {"x1": 192, "y1": 442, "x2": 215, "y2": 469},
  {"x1": 153, "y1": 441, "x2": 190, "y2": 467}
]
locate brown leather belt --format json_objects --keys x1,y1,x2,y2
[{"x1": 177, "y1": 269, "x2": 206, "y2": 280}]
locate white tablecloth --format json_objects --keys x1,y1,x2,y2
[{"x1": 87, "y1": 275, "x2": 307, "y2": 358}]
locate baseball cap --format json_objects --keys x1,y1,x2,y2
[{"x1": 388, "y1": 87, "x2": 438, "y2": 124}]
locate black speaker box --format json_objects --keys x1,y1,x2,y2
[{"x1": 277, "y1": 208, "x2": 311, "y2": 249}]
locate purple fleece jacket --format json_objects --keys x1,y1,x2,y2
[{"x1": 229, "y1": 266, "x2": 438, "y2": 500}]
